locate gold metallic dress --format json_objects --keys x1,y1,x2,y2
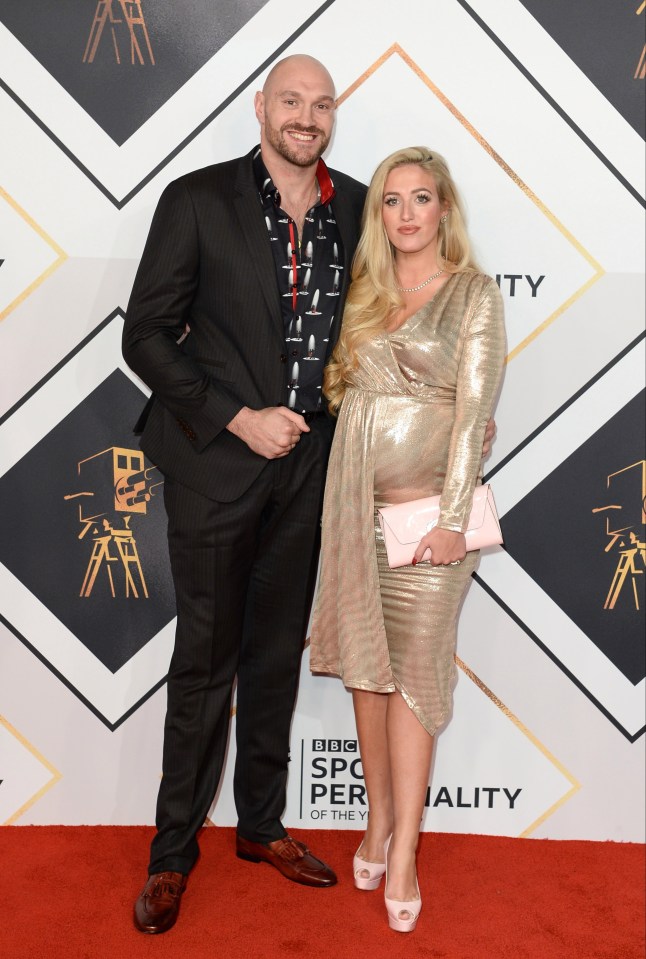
[{"x1": 310, "y1": 271, "x2": 506, "y2": 735}]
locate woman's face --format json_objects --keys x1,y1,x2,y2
[{"x1": 381, "y1": 164, "x2": 448, "y2": 257}]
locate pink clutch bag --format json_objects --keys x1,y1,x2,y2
[{"x1": 377, "y1": 484, "x2": 503, "y2": 569}]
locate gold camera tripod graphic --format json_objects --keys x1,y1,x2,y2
[
  {"x1": 636, "y1": 2, "x2": 646, "y2": 80},
  {"x1": 65, "y1": 446, "x2": 163, "y2": 599},
  {"x1": 80, "y1": 514, "x2": 146, "y2": 599},
  {"x1": 592, "y1": 460, "x2": 646, "y2": 610},
  {"x1": 83, "y1": 0, "x2": 155, "y2": 66}
]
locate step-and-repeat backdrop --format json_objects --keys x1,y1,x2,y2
[{"x1": 0, "y1": 0, "x2": 644, "y2": 841}]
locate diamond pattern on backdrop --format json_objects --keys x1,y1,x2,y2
[
  {"x1": 0, "y1": 717, "x2": 61, "y2": 824},
  {"x1": 0, "y1": 0, "x2": 336, "y2": 204},
  {"x1": 478, "y1": 335, "x2": 646, "y2": 740},
  {"x1": 278, "y1": 657, "x2": 579, "y2": 835},
  {"x1": 0, "y1": 0, "x2": 270, "y2": 145},
  {"x1": 0, "y1": 187, "x2": 66, "y2": 322},
  {"x1": 517, "y1": 0, "x2": 646, "y2": 138},
  {"x1": 335, "y1": 45, "x2": 604, "y2": 363},
  {"x1": 0, "y1": 314, "x2": 176, "y2": 728},
  {"x1": 503, "y1": 391, "x2": 645, "y2": 685}
]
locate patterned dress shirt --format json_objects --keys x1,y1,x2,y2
[{"x1": 253, "y1": 147, "x2": 344, "y2": 413}]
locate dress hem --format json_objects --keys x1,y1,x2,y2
[{"x1": 310, "y1": 664, "x2": 396, "y2": 695}]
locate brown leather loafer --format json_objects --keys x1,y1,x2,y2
[
  {"x1": 236, "y1": 833, "x2": 337, "y2": 887},
  {"x1": 133, "y1": 871, "x2": 187, "y2": 934}
]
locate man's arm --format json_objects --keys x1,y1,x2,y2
[
  {"x1": 123, "y1": 178, "x2": 311, "y2": 460},
  {"x1": 122, "y1": 179, "x2": 242, "y2": 452}
]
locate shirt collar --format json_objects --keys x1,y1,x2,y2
[{"x1": 252, "y1": 146, "x2": 336, "y2": 208}]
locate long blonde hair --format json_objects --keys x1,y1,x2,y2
[{"x1": 325, "y1": 147, "x2": 478, "y2": 413}]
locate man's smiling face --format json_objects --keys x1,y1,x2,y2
[{"x1": 255, "y1": 55, "x2": 336, "y2": 168}]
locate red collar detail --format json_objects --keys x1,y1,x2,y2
[{"x1": 316, "y1": 159, "x2": 336, "y2": 205}]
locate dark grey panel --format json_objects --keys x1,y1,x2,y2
[
  {"x1": 0, "y1": 0, "x2": 269, "y2": 144},
  {"x1": 0, "y1": 369, "x2": 176, "y2": 672},
  {"x1": 518, "y1": 0, "x2": 645, "y2": 139},
  {"x1": 502, "y1": 390, "x2": 645, "y2": 685}
]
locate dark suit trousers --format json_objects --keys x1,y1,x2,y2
[{"x1": 148, "y1": 418, "x2": 332, "y2": 876}]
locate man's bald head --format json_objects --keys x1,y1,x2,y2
[{"x1": 262, "y1": 55, "x2": 336, "y2": 99}]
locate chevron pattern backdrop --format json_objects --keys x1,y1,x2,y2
[{"x1": 0, "y1": 0, "x2": 644, "y2": 841}]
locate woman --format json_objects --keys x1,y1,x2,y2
[{"x1": 310, "y1": 147, "x2": 505, "y2": 933}]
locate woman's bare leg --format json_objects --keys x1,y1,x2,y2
[
  {"x1": 352, "y1": 689, "x2": 393, "y2": 868},
  {"x1": 386, "y1": 690, "x2": 434, "y2": 909}
]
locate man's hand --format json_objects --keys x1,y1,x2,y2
[
  {"x1": 227, "y1": 406, "x2": 309, "y2": 458},
  {"x1": 482, "y1": 417, "x2": 496, "y2": 458}
]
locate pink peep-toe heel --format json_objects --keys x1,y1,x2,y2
[
  {"x1": 353, "y1": 846, "x2": 387, "y2": 890},
  {"x1": 384, "y1": 836, "x2": 421, "y2": 933}
]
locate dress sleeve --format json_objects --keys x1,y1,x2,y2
[{"x1": 438, "y1": 276, "x2": 506, "y2": 532}]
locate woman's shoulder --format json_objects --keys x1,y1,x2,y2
[
  {"x1": 447, "y1": 271, "x2": 504, "y2": 337},
  {"x1": 449, "y1": 272, "x2": 503, "y2": 318},
  {"x1": 452, "y1": 269, "x2": 499, "y2": 296}
]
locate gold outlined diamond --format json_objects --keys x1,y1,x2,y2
[
  {"x1": 298, "y1": 638, "x2": 579, "y2": 834},
  {"x1": 337, "y1": 44, "x2": 605, "y2": 363},
  {"x1": 456, "y1": 657, "x2": 580, "y2": 836},
  {"x1": 204, "y1": 662, "x2": 579, "y2": 833},
  {"x1": 0, "y1": 715, "x2": 62, "y2": 824},
  {"x1": 0, "y1": 187, "x2": 67, "y2": 323}
]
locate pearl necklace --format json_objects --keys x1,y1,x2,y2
[{"x1": 397, "y1": 269, "x2": 444, "y2": 293}]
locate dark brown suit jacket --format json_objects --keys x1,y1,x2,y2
[{"x1": 122, "y1": 148, "x2": 366, "y2": 502}]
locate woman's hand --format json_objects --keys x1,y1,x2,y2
[
  {"x1": 482, "y1": 417, "x2": 496, "y2": 458},
  {"x1": 412, "y1": 527, "x2": 467, "y2": 567}
]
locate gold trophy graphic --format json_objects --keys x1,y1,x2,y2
[
  {"x1": 64, "y1": 447, "x2": 163, "y2": 599},
  {"x1": 83, "y1": 0, "x2": 155, "y2": 66},
  {"x1": 592, "y1": 460, "x2": 646, "y2": 610}
]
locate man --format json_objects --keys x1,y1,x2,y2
[
  {"x1": 123, "y1": 55, "x2": 365, "y2": 934},
  {"x1": 123, "y1": 53, "x2": 494, "y2": 934}
]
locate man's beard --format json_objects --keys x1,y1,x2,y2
[{"x1": 265, "y1": 120, "x2": 331, "y2": 167}]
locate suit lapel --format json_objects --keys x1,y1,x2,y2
[{"x1": 233, "y1": 155, "x2": 284, "y2": 337}]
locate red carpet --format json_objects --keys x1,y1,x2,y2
[{"x1": 1, "y1": 826, "x2": 643, "y2": 959}]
